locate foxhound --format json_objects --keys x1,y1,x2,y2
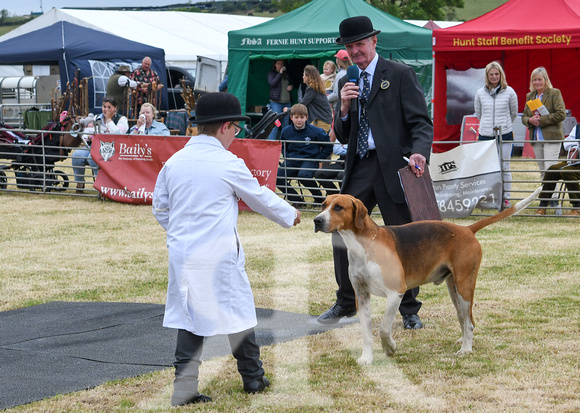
[{"x1": 314, "y1": 188, "x2": 541, "y2": 365}]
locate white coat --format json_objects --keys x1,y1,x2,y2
[
  {"x1": 474, "y1": 85, "x2": 518, "y2": 137},
  {"x1": 152, "y1": 135, "x2": 296, "y2": 336}
]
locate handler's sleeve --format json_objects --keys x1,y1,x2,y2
[{"x1": 152, "y1": 166, "x2": 170, "y2": 230}]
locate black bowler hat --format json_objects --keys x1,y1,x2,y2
[
  {"x1": 189, "y1": 92, "x2": 250, "y2": 124},
  {"x1": 335, "y1": 16, "x2": 381, "y2": 45}
]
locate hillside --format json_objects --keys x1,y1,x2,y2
[{"x1": 454, "y1": 0, "x2": 509, "y2": 21}]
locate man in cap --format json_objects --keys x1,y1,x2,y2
[
  {"x1": 106, "y1": 64, "x2": 137, "y2": 116},
  {"x1": 153, "y1": 92, "x2": 301, "y2": 406},
  {"x1": 317, "y1": 16, "x2": 433, "y2": 330}
]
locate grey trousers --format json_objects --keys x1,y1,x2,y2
[{"x1": 173, "y1": 327, "x2": 264, "y2": 394}]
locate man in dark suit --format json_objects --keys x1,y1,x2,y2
[{"x1": 317, "y1": 16, "x2": 434, "y2": 329}]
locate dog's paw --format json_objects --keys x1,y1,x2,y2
[
  {"x1": 380, "y1": 332, "x2": 396, "y2": 356},
  {"x1": 357, "y1": 355, "x2": 374, "y2": 365},
  {"x1": 456, "y1": 348, "x2": 472, "y2": 356}
]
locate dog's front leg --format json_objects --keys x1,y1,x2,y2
[
  {"x1": 380, "y1": 289, "x2": 403, "y2": 356},
  {"x1": 355, "y1": 289, "x2": 374, "y2": 365}
]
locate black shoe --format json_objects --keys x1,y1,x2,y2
[
  {"x1": 402, "y1": 314, "x2": 423, "y2": 330},
  {"x1": 317, "y1": 302, "x2": 357, "y2": 324},
  {"x1": 244, "y1": 376, "x2": 270, "y2": 394},
  {"x1": 171, "y1": 392, "x2": 212, "y2": 406}
]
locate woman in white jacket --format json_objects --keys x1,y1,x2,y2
[
  {"x1": 474, "y1": 61, "x2": 518, "y2": 208},
  {"x1": 72, "y1": 96, "x2": 129, "y2": 193}
]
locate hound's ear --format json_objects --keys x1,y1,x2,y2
[{"x1": 353, "y1": 198, "x2": 367, "y2": 230}]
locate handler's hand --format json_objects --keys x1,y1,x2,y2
[
  {"x1": 293, "y1": 210, "x2": 301, "y2": 226},
  {"x1": 408, "y1": 153, "x2": 427, "y2": 178},
  {"x1": 339, "y1": 81, "x2": 360, "y2": 118}
]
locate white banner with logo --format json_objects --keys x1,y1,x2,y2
[{"x1": 429, "y1": 140, "x2": 502, "y2": 218}]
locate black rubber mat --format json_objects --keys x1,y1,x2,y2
[{"x1": 0, "y1": 301, "x2": 356, "y2": 409}]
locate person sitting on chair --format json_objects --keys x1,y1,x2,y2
[
  {"x1": 276, "y1": 103, "x2": 332, "y2": 207},
  {"x1": 536, "y1": 126, "x2": 580, "y2": 216},
  {"x1": 72, "y1": 97, "x2": 128, "y2": 193},
  {"x1": 129, "y1": 103, "x2": 170, "y2": 136}
]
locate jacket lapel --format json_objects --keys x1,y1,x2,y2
[
  {"x1": 368, "y1": 56, "x2": 388, "y2": 105},
  {"x1": 540, "y1": 88, "x2": 550, "y2": 104}
]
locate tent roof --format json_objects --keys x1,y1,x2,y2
[
  {"x1": 433, "y1": 0, "x2": 580, "y2": 51},
  {"x1": 229, "y1": 0, "x2": 431, "y2": 56},
  {"x1": 0, "y1": 9, "x2": 271, "y2": 64},
  {"x1": 0, "y1": 21, "x2": 164, "y2": 66}
]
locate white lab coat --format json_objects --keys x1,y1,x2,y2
[{"x1": 152, "y1": 135, "x2": 296, "y2": 336}]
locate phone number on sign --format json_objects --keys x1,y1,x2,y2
[{"x1": 438, "y1": 195, "x2": 496, "y2": 213}]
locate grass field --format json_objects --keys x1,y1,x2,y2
[
  {"x1": 1, "y1": 171, "x2": 579, "y2": 411},
  {"x1": 454, "y1": 0, "x2": 509, "y2": 21},
  {"x1": 0, "y1": 24, "x2": 19, "y2": 36}
]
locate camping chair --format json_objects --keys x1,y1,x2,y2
[{"x1": 244, "y1": 110, "x2": 288, "y2": 139}]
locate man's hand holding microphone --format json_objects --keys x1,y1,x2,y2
[{"x1": 340, "y1": 65, "x2": 360, "y2": 118}]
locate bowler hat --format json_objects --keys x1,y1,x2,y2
[
  {"x1": 335, "y1": 16, "x2": 381, "y2": 45},
  {"x1": 190, "y1": 92, "x2": 250, "y2": 124},
  {"x1": 117, "y1": 64, "x2": 131, "y2": 72}
]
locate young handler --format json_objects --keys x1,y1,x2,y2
[{"x1": 153, "y1": 92, "x2": 301, "y2": 406}]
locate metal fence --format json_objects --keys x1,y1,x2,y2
[
  {"x1": 0, "y1": 103, "x2": 52, "y2": 128},
  {"x1": 0, "y1": 127, "x2": 98, "y2": 196},
  {"x1": 1, "y1": 125, "x2": 578, "y2": 218}
]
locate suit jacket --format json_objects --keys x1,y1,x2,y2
[
  {"x1": 334, "y1": 55, "x2": 433, "y2": 203},
  {"x1": 521, "y1": 88, "x2": 566, "y2": 141}
]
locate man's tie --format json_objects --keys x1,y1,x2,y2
[{"x1": 356, "y1": 71, "x2": 371, "y2": 158}]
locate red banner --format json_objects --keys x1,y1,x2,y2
[{"x1": 91, "y1": 135, "x2": 282, "y2": 209}]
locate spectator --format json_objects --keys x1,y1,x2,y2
[
  {"x1": 106, "y1": 64, "x2": 137, "y2": 116},
  {"x1": 152, "y1": 92, "x2": 300, "y2": 406},
  {"x1": 131, "y1": 56, "x2": 163, "y2": 111},
  {"x1": 267, "y1": 60, "x2": 293, "y2": 140},
  {"x1": 314, "y1": 127, "x2": 346, "y2": 197},
  {"x1": 129, "y1": 103, "x2": 170, "y2": 136},
  {"x1": 72, "y1": 97, "x2": 128, "y2": 193},
  {"x1": 317, "y1": 16, "x2": 433, "y2": 329},
  {"x1": 522, "y1": 66, "x2": 566, "y2": 178},
  {"x1": 276, "y1": 103, "x2": 332, "y2": 206},
  {"x1": 535, "y1": 127, "x2": 580, "y2": 216},
  {"x1": 320, "y1": 60, "x2": 337, "y2": 96},
  {"x1": 474, "y1": 61, "x2": 518, "y2": 209},
  {"x1": 327, "y1": 50, "x2": 353, "y2": 106},
  {"x1": 300, "y1": 65, "x2": 333, "y2": 133}
]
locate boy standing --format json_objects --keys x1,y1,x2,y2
[
  {"x1": 153, "y1": 93, "x2": 301, "y2": 406},
  {"x1": 276, "y1": 103, "x2": 332, "y2": 207}
]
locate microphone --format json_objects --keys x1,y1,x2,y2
[{"x1": 346, "y1": 65, "x2": 360, "y2": 113}]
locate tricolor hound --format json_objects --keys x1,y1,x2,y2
[{"x1": 314, "y1": 188, "x2": 541, "y2": 364}]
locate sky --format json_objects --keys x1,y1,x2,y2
[{"x1": 4, "y1": 1, "x2": 198, "y2": 16}]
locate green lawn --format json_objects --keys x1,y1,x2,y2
[{"x1": 454, "y1": 0, "x2": 509, "y2": 21}]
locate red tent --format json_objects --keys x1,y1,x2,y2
[{"x1": 432, "y1": 0, "x2": 580, "y2": 150}]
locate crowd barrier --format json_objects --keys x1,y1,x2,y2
[{"x1": 1, "y1": 126, "x2": 578, "y2": 218}]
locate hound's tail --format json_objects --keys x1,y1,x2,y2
[{"x1": 468, "y1": 186, "x2": 542, "y2": 234}]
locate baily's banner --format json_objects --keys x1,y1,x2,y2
[
  {"x1": 428, "y1": 140, "x2": 501, "y2": 218},
  {"x1": 91, "y1": 135, "x2": 282, "y2": 210}
]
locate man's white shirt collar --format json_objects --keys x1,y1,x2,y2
[{"x1": 358, "y1": 53, "x2": 379, "y2": 80}]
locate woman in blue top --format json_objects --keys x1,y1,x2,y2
[{"x1": 130, "y1": 103, "x2": 170, "y2": 136}]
